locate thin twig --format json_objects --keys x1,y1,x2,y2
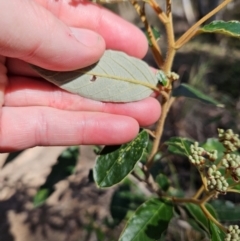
[
  {"x1": 148, "y1": 0, "x2": 168, "y2": 23},
  {"x1": 200, "y1": 204, "x2": 227, "y2": 232},
  {"x1": 175, "y1": 0, "x2": 233, "y2": 49},
  {"x1": 192, "y1": 185, "x2": 205, "y2": 199},
  {"x1": 138, "y1": 162, "x2": 162, "y2": 195},
  {"x1": 200, "y1": 192, "x2": 216, "y2": 204},
  {"x1": 146, "y1": 95, "x2": 175, "y2": 169},
  {"x1": 162, "y1": 0, "x2": 176, "y2": 72},
  {"x1": 131, "y1": 0, "x2": 164, "y2": 68}
]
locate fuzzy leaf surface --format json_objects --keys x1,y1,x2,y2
[
  {"x1": 32, "y1": 50, "x2": 159, "y2": 102},
  {"x1": 119, "y1": 198, "x2": 173, "y2": 241},
  {"x1": 93, "y1": 130, "x2": 148, "y2": 188},
  {"x1": 172, "y1": 84, "x2": 223, "y2": 107},
  {"x1": 199, "y1": 20, "x2": 240, "y2": 38}
]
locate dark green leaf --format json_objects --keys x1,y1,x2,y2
[
  {"x1": 165, "y1": 137, "x2": 194, "y2": 157},
  {"x1": 201, "y1": 138, "x2": 225, "y2": 165},
  {"x1": 209, "y1": 221, "x2": 225, "y2": 241},
  {"x1": 201, "y1": 138, "x2": 225, "y2": 153},
  {"x1": 156, "y1": 174, "x2": 170, "y2": 191},
  {"x1": 119, "y1": 198, "x2": 173, "y2": 241},
  {"x1": 199, "y1": 20, "x2": 240, "y2": 38},
  {"x1": 172, "y1": 83, "x2": 223, "y2": 107},
  {"x1": 110, "y1": 184, "x2": 145, "y2": 226},
  {"x1": 211, "y1": 200, "x2": 240, "y2": 222},
  {"x1": 185, "y1": 203, "x2": 217, "y2": 232},
  {"x1": 33, "y1": 146, "x2": 79, "y2": 206},
  {"x1": 187, "y1": 218, "x2": 208, "y2": 235},
  {"x1": 93, "y1": 131, "x2": 149, "y2": 188}
]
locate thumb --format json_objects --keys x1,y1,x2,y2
[{"x1": 0, "y1": 0, "x2": 105, "y2": 71}]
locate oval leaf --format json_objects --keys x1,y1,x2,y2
[
  {"x1": 185, "y1": 203, "x2": 218, "y2": 233},
  {"x1": 199, "y1": 20, "x2": 240, "y2": 38},
  {"x1": 32, "y1": 50, "x2": 159, "y2": 102},
  {"x1": 119, "y1": 198, "x2": 173, "y2": 241},
  {"x1": 172, "y1": 83, "x2": 223, "y2": 107},
  {"x1": 93, "y1": 130, "x2": 149, "y2": 188},
  {"x1": 209, "y1": 221, "x2": 225, "y2": 241}
]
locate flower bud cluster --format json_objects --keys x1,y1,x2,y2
[
  {"x1": 218, "y1": 129, "x2": 240, "y2": 152},
  {"x1": 207, "y1": 165, "x2": 228, "y2": 193},
  {"x1": 222, "y1": 154, "x2": 240, "y2": 181},
  {"x1": 189, "y1": 142, "x2": 218, "y2": 166},
  {"x1": 225, "y1": 225, "x2": 240, "y2": 241}
]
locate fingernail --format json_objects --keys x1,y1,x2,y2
[{"x1": 70, "y1": 27, "x2": 102, "y2": 47}]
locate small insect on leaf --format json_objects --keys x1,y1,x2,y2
[{"x1": 32, "y1": 50, "x2": 159, "y2": 103}]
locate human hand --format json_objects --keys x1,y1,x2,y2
[{"x1": 0, "y1": 0, "x2": 161, "y2": 152}]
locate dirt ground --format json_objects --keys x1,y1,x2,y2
[{"x1": 0, "y1": 146, "x2": 116, "y2": 241}]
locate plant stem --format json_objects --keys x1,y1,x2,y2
[
  {"x1": 192, "y1": 185, "x2": 205, "y2": 199},
  {"x1": 131, "y1": 0, "x2": 164, "y2": 68},
  {"x1": 148, "y1": 0, "x2": 168, "y2": 23},
  {"x1": 172, "y1": 197, "x2": 200, "y2": 205},
  {"x1": 146, "y1": 96, "x2": 174, "y2": 168},
  {"x1": 139, "y1": 163, "x2": 162, "y2": 195},
  {"x1": 199, "y1": 192, "x2": 215, "y2": 204},
  {"x1": 175, "y1": 0, "x2": 233, "y2": 49},
  {"x1": 172, "y1": 196, "x2": 227, "y2": 232},
  {"x1": 200, "y1": 203, "x2": 227, "y2": 232},
  {"x1": 163, "y1": 0, "x2": 176, "y2": 72},
  {"x1": 227, "y1": 188, "x2": 240, "y2": 194}
]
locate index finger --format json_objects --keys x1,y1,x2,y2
[{"x1": 35, "y1": 0, "x2": 148, "y2": 58}]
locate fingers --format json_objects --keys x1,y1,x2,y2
[
  {"x1": 35, "y1": 0, "x2": 148, "y2": 58},
  {"x1": 0, "y1": 106, "x2": 139, "y2": 152},
  {"x1": 4, "y1": 77, "x2": 161, "y2": 127},
  {"x1": 0, "y1": 0, "x2": 105, "y2": 71}
]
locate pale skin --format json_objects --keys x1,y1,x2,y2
[{"x1": 0, "y1": 0, "x2": 161, "y2": 152}]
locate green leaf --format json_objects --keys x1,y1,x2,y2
[
  {"x1": 172, "y1": 83, "x2": 223, "y2": 107},
  {"x1": 209, "y1": 221, "x2": 225, "y2": 241},
  {"x1": 156, "y1": 174, "x2": 170, "y2": 191},
  {"x1": 201, "y1": 138, "x2": 225, "y2": 153},
  {"x1": 187, "y1": 218, "x2": 208, "y2": 235},
  {"x1": 119, "y1": 198, "x2": 173, "y2": 241},
  {"x1": 33, "y1": 146, "x2": 79, "y2": 206},
  {"x1": 32, "y1": 50, "x2": 159, "y2": 103},
  {"x1": 93, "y1": 130, "x2": 149, "y2": 188},
  {"x1": 156, "y1": 71, "x2": 168, "y2": 86},
  {"x1": 199, "y1": 20, "x2": 240, "y2": 38},
  {"x1": 33, "y1": 188, "x2": 50, "y2": 207},
  {"x1": 146, "y1": 26, "x2": 161, "y2": 46},
  {"x1": 211, "y1": 200, "x2": 240, "y2": 222},
  {"x1": 110, "y1": 184, "x2": 145, "y2": 226},
  {"x1": 185, "y1": 203, "x2": 217, "y2": 232},
  {"x1": 165, "y1": 137, "x2": 194, "y2": 157}
]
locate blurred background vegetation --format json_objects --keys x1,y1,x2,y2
[{"x1": 0, "y1": 0, "x2": 240, "y2": 240}]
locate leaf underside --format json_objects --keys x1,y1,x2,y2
[{"x1": 32, "y1": 50, "x2": 158, "y2": 102}]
